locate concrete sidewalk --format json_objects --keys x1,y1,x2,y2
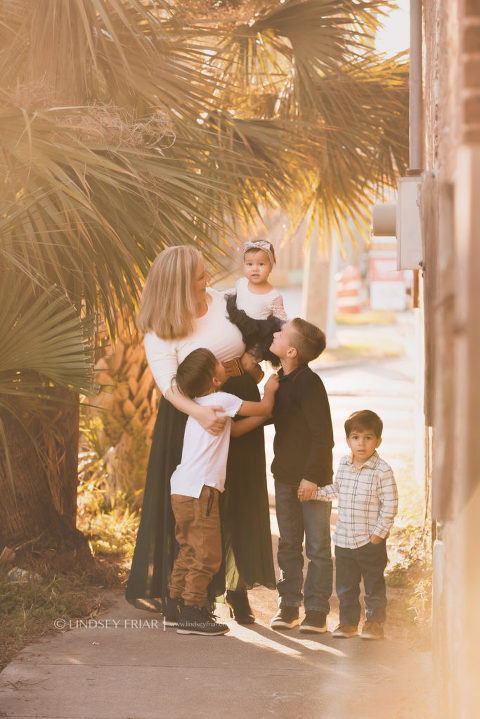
[{"x1": 0, "y1": 589, "x2": 435, "y2": 719}]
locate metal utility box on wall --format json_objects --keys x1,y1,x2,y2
[{"x1": 396, "y1": 176, "x2": 423, "y2": 269}]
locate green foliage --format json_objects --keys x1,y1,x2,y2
[
  {"x1": 0, "y1": 271, "x2": 95, "y2": 491},
  {"x1": 79, "y1": 405, "x2": 149, "y2": 503},
  {"x1": 77, "y1": 410, "x2": 142, "y2": 560},
  {"x1": 386, "y1": 463, "x2": 432, "y2": 646},
  {"x1": 0, "y1": 273, "x2": 95, "y2": 402},
  {"x1": 77, "y1": 503, "x2": 140, "y2": 560}
]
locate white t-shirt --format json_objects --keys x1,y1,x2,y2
[
  {"x1": 144, "y1": 289, "x2": 245, "y2": 394},
  {"x1": 234, "y1": 277, "x2": 288, "y2": 321},
  {"x1": 170, "y1": 392, "x2": 243, "y2": 498}
]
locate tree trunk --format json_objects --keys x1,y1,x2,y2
[
  {"x1": 302, "y1": 235, "x2": 330, "y2": 330},
  {"x1": 89, "y1": 330, "x2": 158, "y2": 501},
  {"x1": 302, "y1": 220, "x2": 339, "y2": 346},
  {"x1": 0, "y1": 394, "x2": 92, "y2": 569}
]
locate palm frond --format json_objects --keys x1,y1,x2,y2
[
  {"x1": 0, "y1": 105, "x2": 245, "y2": 331},
  {"x1": 0, "y1": 0, "x2": 218, "y2": 123},
  {"x1": 175, "y1": 0, "x2": 398, "y2": 102},
  {"x1": 0, "y1": 272, "x2": 95, "y2": 399},
  {"x1": 0, "y1": 0, "x2": 409, "y2": 298}
]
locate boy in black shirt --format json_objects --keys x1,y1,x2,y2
[{"x1": 269, "y1": 318, "x2": 334, "y2": 633}]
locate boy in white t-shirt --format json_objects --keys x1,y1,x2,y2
[{"x1": 167, "y1": 348, "x2": 279, "y2": 636}]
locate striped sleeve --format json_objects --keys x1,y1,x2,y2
[{"x1": 316, "y1": 481, "x2": 337, "y2": 501}]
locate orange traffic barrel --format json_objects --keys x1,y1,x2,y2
[{"x1": 336, "y1": 265, "x2": 361, "y2": 313}]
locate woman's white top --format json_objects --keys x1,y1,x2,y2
[
  {"x1": 144, "y1": 288, "x2": 245, "y2": 394},
  {"x1": 170, "y1": 391, "x2": 243, "y2": 497},
  {"x1": 233, "y1": 277, "x2": 288, "y2": 321}
]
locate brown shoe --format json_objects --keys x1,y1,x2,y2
[
  {"x1": 332, "y1": 623, "x2": 358, "y2": 638},
  {"x1": 361, "y1": 621, "x2": 384, "y2": 639}
]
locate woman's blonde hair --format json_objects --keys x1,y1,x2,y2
[{"x1": 137, "y1": 246, "x2": 203, "y2": 339}]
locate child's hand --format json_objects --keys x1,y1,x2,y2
[
  {"x1": 297, "y1": 478, "x2": 317, "y2": 501},
  {"x1": 369, "y1": 534, "x2": 383, "y2": 544},
  {"x1": 240, "y1": 352, "x2": 259, "y2": 374},
  {"x1": 264, "y1": 373, "x2": 279, "y2": 395},
  {"x1": 197, "y1": 405, "x2": 227, "y2": 435},
  {"x1": 240, "y1": 352, "x2": 264, "y2": 383}
]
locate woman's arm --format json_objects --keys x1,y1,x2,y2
[
  {"x1": 145, "y1": 331, "x2": 226, "y2": 435},
  {"x1": 164, "y1": 386, "x2": 227, "y2": 435}
]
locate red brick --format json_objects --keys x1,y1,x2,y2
[
  {"x1": 463, "y1": 93, "x2": 480, "y2": 122},
  {"x1": 463, "y1": 57, "x2": 480, "y2": 87},
  {"x1": 462, "y1": 125, "x2": 480, "y2": 142},
  {"x1": 464, "y1": 24, "x2": 480, "y2": 53},
  {"x1": 465, "y1": 0, "x2": 480, "y2": 18}
]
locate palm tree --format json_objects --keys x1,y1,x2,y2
[{"x1": 0, "y1": 0, "x2": 408, "y2": 559}]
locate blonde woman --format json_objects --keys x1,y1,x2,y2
[{"x1": 126, "y1": 246, "x2": 275, "y2": 624}]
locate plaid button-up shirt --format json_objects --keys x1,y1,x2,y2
[{"x1": 316, "y1": 451, "x2": 398, "y2": 549}]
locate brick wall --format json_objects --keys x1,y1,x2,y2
[
  {"x1": 424, "y1": 1, "x2": 480, "y2": 716},
  {"x1": 462, "y1": 0, "x2": 480, "y2": 142}
]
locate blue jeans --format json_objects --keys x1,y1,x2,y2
[
  {"x1": 274, "y1": 481, "x2": 332, "y2": 614},
  {"x1": 335, "y1": 541, "x2": 388, "y2": 625}
]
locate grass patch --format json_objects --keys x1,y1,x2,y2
[
  {"x1": 0, "y1": 568, "x2": 106, "y2": 670},
  {"x1": 336, "y1": 310, "x2": 397, "y2": 325},
  {"x1": 1, "y1": 466, "x2": 140, "y2": 671},
  {"x1": 315, "y1": 336, "x2": 403, "y2": 365},
  {"x1": 386, "y1": 463, "x2": 432, "y2": 648}
]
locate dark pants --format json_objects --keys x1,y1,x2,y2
[
  {"x1": 335, "y1": 540, "x2": 388, "y2": 625},
  {"x1": 274, "y1": 481, "x2": 332, "y2": 614}
]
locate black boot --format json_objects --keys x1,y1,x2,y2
[
  {"x1": 163, "y1": 595, "x2": 183, "y2": 627},
  {"x1": 225, "y1": 590, "x2": 255, "y2": 624}
]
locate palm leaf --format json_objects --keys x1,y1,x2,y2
[
  {"x1": 0, "y1": 0, "x2": 217, "y2": 124},
  {"x1": 174, "y1": 1, "x2": 397, "y2": 100},
  {"x1": 0, "y1": 272, "x2": 95, "y2": 399},
  {"x1": 0, "y1": 105, "x2": 247, "y2": 332},
  {"x1": 0, "y1": 269, "x2": 95, "y2": 495}
]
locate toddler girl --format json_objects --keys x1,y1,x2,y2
[{"x1": 226, "y1": 240, "x2": 288, "y2": 370}]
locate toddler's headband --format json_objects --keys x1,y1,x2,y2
[{"x1": 243, "y1": 240, "x2": 275, "y2": 265}]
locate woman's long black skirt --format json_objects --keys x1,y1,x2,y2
[{"x1": 125, "y1": 373, "x2": 275, "y2": 608}]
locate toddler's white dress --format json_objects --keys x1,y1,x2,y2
[{"x1": 225, "y1": 277, "x2": 288, "y2": 365}]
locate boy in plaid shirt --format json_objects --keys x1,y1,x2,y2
[{"x1": 298, "y1": 410, "x2": 398, "y2": 639}]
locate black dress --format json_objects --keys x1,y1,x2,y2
[
  {"x1": 126, "y1": 372, "x2": 275, "y2": 609},
  {"x1": 225, "y1": 293, "x2": 283, "y2": 366}
]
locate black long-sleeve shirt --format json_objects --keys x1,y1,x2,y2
[{"x1": 271, "y1": 364, "x2": 334, "y2": 487}]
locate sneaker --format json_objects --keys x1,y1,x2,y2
[
  {"x1": 163, "y1": 596, "x2": 183, "y2": 627},
  {"x1": 332, "y1": 623, "x2": 358, "y2": 638},
  {"x1": 177, "y1": 605, "x2": 230, "y2": 636},
  {"x1": 361, "y1": 621, "x2": 384, "y2": 640},
  {"x1": 270, "y1": 605, "x2": 300, "y2": 630},
  {"x1": 300, "y1": 611, "x2": 327, "y2": 634}
]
